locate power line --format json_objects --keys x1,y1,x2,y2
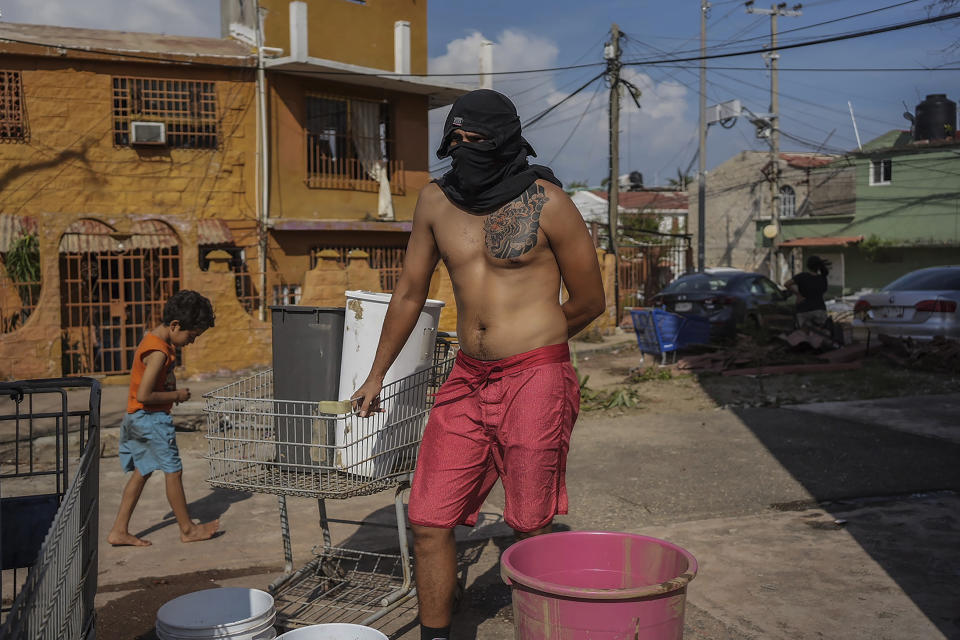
[
  {"x1": 1, "y1": 9, "x2": 957, "y2": 80},
  {"x1": 547, "y1": 80, "x2": 604, "y2": 165},
  {"x1": 624, "y1": 10, "x2": 960, "y2": 67},
  {"x1": 523, "y1": 73, "x2": 606, "y2": 128},
  {"x1": 675, "y1": 0, "x2": 925, "y2": 56},
  {"x1": 647, "y1": 64, "x2": 960, "y2": 72}
]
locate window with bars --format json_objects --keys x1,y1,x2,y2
[
  {"x1": 779, "y1": 185, "x2": 796, "y2": 218},
  {"x1": 0, "y1": 71, "x2": 26, "y2": 141},
  {"x1": 112, "y1": 77, "x2": 218, "y2": 149},
  {"x1": 305, "y1": 94, "x2": 404, "y2": 193}
]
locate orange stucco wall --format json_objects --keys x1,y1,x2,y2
[
  {"x1": 267, "y1": 74, "x2": 430, "y2": 223},
  {"x1": 0, "y1": 56, "x2": 261, "y2": 379},
  {"x1": 262, "y1": 0, "x2": 428, "y2": 74}
]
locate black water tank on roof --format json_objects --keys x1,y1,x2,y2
[{"x1": 914, "y1": 94, "x2": 957, "y2": 141}]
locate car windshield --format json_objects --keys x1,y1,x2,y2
[
  {"x1": 662, "y1": 273, "x2": 736, "y2": 293},
  {"x1": 884, "y1": 269, "x2": 960, "y2": 292}
]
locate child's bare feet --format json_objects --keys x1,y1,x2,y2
[
  {"x1": 107, "y1": 531, "x2": 152, "y2": 547},
  {"x1": 180, "y1": 519, "x2": 220, "y2": 543}
]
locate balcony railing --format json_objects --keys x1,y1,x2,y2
[{"x1": 305, "y1": 135, "x2": 405, "y2": 195}]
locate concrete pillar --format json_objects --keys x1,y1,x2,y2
[
  {"x1": 479, "y1": 39, "x2": 494, "y2": 89},
  {"x1": 394, "y1": 21, "x2": 411, "y2": 74},
  {"x1": 290, "y1": 1, "x2": 309, "y2": 62}
]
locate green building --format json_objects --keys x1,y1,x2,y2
[{"x1": 773, "y1": 130, "x2": 960, "y2": 295}]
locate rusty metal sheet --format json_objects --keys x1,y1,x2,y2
[
  {"x1": 58, "y1": 219, "x2": 181, "y2": 253},
  {"x1": 198, "y1": 218, "x2": 235, "y2": 245},
  {"x1": 0, "y1": 214, "x2": 38, "y2": 252}
]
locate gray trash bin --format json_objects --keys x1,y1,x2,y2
[{"x1": 271, "y1": 306, "x2": 345, "y2": 470}]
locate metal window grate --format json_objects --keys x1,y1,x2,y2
[
  {"x1": 59, "y1": 220, "x2": 182, "y2": 375},
  {"x1": 304, "y1": 95, "x2": 404, "y2": 194},
  {"x1": 0, "y1": 71, "x2": 26, "y2": 141},
  {"x1": 0, "y1": 278, "x2": 41, "y2": 334},
  {"x1": 112, "y1": 77, "x2": 218, "y2": 148},
  {"x1": 309, "y1": 246, "x2": 406, "y2": 292}
]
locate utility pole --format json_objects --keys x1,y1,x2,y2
[
  {"x1": 746, "y1": 1, "x2": 802, "y2": 282},
  {"x1": 605, "y1": 24, "x2": 622, "y2": 320},
  {"x1": 697, "y1": 0, "x2": 709, "y2": 272}
]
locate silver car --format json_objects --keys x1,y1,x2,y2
[{"x1": 853, "y1": 266, "x2": 960, "y2": 340}]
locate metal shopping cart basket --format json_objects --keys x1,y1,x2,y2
[
  {"x1": 630, "y1": 308, "x2": 711, "y2": 365},
  {"x1": 204, "y1": 347, "x2": 457, "y2": 632},
  {"x1": 1, "y1": 378, "x2": 101, "y2": 640}
]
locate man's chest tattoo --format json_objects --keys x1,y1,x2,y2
[{"x1": 483, "y1": 184, "x2": 549, "y2": 260}]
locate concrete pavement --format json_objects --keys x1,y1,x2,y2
[{"x1": 91, "y1": 381, "x2": 960, "y2": 639}]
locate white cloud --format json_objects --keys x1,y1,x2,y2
[
  {"x1": 428, "y1": 30, "x2": 694, "y2": 186},
  {"x1": 1, "y1": 0, "x2": 219, "y2": 37}
]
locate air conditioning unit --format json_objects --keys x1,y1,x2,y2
[{"x1": 130, "y1": 121, "x2": 166, "y2": 145}]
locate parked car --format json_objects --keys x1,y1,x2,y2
[
  {"x1": 853, "y1": 266, "x2": 960, "y2": 340},
  {"x1": 651, "y1": 268, "x2": 794, "y2": 337}
]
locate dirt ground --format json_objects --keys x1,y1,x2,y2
[{"x1": 571, "y1": 341, "x2": 960, "y2": 412}]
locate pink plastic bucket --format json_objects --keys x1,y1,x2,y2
[{"x1": 500, "y1": 531, "x2": 697, "y2": 639}]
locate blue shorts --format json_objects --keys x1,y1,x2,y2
[{"x1": 118, "y1": 410, "x2": 182, "y2": 475}]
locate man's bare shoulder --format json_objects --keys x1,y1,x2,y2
[
  {"x1": 414, "y1": 182, "x2": 448, "y2": 222},
  {"x1": 535, "y1": 179, "x2": 582, "y2": 224}
]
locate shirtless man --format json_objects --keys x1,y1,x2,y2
[{"x1": 351, "y1": 89, "x2": 605, "y2": 640}]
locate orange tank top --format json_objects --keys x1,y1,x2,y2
[{"x1": 127, "y1": 332, "x2": 177, "y2": 414}]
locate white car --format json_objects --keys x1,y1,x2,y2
[{"x1": 853, "y1": 266, "x2": 960, "y2": 340}]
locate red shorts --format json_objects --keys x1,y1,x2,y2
[{"x1": 408, "y1": 343, "x2": 580, "y2": 533}]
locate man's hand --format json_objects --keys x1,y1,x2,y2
[
  {"x1": 175, "y1": 388, "x2": 191, "y2": 404},
  {"x1": 351, "y1": 378, "x2": 384, "y2": 418}
]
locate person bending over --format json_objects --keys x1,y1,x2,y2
[
  {"x1": 785, "y1": 255, "x2": 831, "y2": 328},
  {"x1": 107, "y1": 290, "x2": 220, "y2": 547}
]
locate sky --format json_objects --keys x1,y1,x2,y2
[{"x1": 3, "y1": 0, "x2": 958, "y2": 188}]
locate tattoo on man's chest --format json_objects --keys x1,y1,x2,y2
[{"x1": 483, "y1": 184, "x2": 549, "y2": 260}]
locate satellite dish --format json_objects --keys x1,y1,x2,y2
[{"x1": 762, "y1": 224, "x2": 779, "y2": 239}]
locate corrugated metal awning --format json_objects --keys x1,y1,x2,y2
[
  {"x1": 198, "y1": 219, "x2": 235, "y2": 245},
  {"x1": 780, "y1": 235, "x2": 864, "y2": 247},
  {"x1": 59, "y1": 219, "x2": 181, "y2": 252},
  {"x1": 0, "y1": 214, "x2": 38, "y2": 252}
]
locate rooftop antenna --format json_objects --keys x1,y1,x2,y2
[{"x1": 847, "y1": 101, "x2": 863, "y2": 151}]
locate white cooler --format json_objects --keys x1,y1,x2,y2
[{"x1": 336, "y1": 291, "x2": 444, "y2": 477}]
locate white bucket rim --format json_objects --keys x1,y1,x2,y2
[
  {"x1": 345, "y1": 290, "x2": 445, "y2": 308},
  {"x1": 156, "y1": 588, "x2": 275, "y2": 631},
  {"x1": 276, "y1": 623, "x2": 388, "y2": 639},
  {"x1": 157, "y1": 612, "x2": 275, "y2": 638},
  {"x1": 157, "y1": 625, "x2": 276, "y2": 640}
]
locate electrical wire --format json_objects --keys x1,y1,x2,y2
[
  {"x1": 1, "y1": 9, "x2": 957, "y2": 79},
  {"x1": 547, "y1": 80, "x2": 604, "y2": 165},
  {"x1": 523, "y1": 72, "x2": 606, "y2": 128}
]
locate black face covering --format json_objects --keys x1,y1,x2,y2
[{"x1": 434, "y1": 89, "x2": 562, "y2": 213}]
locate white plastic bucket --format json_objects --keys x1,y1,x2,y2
[
  {"x1": 155, "y1": 588, "x2": 276, "y2": 639},
  {"x1": 276, "y1": 623, "x2": 387, "y2": 639},
  {"x1": 336, "y1": 290, "x2": 444, "y2": 477}
]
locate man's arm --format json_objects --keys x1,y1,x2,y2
[
  {"x1": 352, "y1": 187, "x2": 441, "y2": 416},
  {"x1": 540, "y1": 182, "x2": 606, "y2": 337}
]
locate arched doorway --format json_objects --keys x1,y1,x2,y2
[{"x1": 59, "y1": 219, "x2": 181, "y2": 375}]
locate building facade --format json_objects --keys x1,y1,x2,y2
[
  {"x1": 687, "y1": 151, "x2": 837, "y2": 279},
  {"x1": 0, "y1": 1, "x2": 467, "y2": 380}
]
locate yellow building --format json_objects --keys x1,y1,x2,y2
[{"x1": 0, "y1": 1, "x2": 468, "y2": 380}]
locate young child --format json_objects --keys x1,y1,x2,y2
[{"x1": 106, "y1": 290, "x2": 220, "y2": 547}]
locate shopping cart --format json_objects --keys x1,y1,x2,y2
[
  {"x1": 204, "y1": 344, "x2": 457, "y2": 632},
  {"x1": 1, "y1": 378, "x2": 101, "y2": 640},
  {"x1": 630, "y1": 308, "x2": 711, "y2": 365}
]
